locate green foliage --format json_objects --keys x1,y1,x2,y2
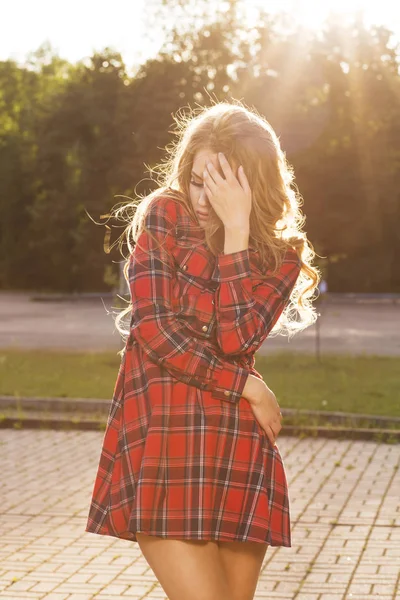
[{"x1": 1, "y1": 9, "x2": 400, "y2": 292}]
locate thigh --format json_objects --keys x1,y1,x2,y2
[
  {"x1": 217, "y1": 540, "x2": 269, "y2": 600},
  {"x1": 136, "y1": 532, "x2": 232, "y2": 600}
]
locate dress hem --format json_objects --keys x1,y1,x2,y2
[{"x1": 85, "y1": 524, "x2": 291, "y2": 547}]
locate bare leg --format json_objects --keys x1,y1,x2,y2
[
  {"x1": 136, "y1": 532, "x2": 232, "y2": 600},
  {"x1": 218, "y1": 540, "x2": 269, "y2": 600}
]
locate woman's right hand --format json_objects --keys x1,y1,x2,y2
[{"x1": 242, "y1": 374, "x2": 283, "y2": 446}]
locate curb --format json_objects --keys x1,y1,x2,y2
[
  {"x1": 281, "y1": 407, "x2": 400, "y2": 429},
  {"x1": 1, "y1": 396, "x2": 399, "y2": 428},
  {"x1": 0, "y1": 415, "x2": 106, "y2": 431},
  {"x1": 0, "y1": 396, "x2": 111, "y2": 414},
  {"x1": 281, "y1": 425, "x2": 400, "y2": 442},
  {"x1": 30, "y1": 292, "x2": 115, "y2": 303},
  {"x1": 25, "y1": 292, "x2": 400, "y2": 304},
  {"x1": 0, "y1": 396, "x2": 399, "y2": 442},
  {"x1": 0, "y1": 414, "x2": 399, "y2": 442}
]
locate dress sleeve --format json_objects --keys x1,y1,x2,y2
[
  {"x1": 211, "y1": 247, "x2": 301, "y2": 356},
  {"x1": 128, "y1": 199, "x2": 249, "y2": 404}
]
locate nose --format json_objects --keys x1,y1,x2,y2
[{"x1": 198, "y1": 188, "x2": 210, "y2": 209}]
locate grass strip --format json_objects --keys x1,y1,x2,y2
[{"x1": 0, "y1": 349, "x2": 399, "y2": 418}]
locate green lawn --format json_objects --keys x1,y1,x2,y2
[{"x1": 0, "y1": 349, "x2": 399, "y2": 418}]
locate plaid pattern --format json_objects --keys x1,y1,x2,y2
[
  {"x1": 212, "y1": 245, "x2": 302, "y2": 355},
  {"x1": 85, "y1": 196, "x2": 301, "y2": 546}
]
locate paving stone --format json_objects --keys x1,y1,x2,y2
[
  {"x1": 29, "y1": 582, "x2": 59, "y2": 593},
  {"x1": 347, "y1": 582, "x2": 373, "y2": 594},
  {"x1": 371, "y1": 583, "x2": 397, "y2": 595},
  {"x1": 97, "y1": 584, "x2": 131, "y2": 595},
  {"x1": 63, "y1": 595, "x2": 97, "y2": 600},
  {"x1": 378, "y1": 564, "x2": 400, "y2": 574},
  {"x1": 328, "y1": 573, "x2": 353, "y2": 583},
  {"x1": 39, "y1": 594, "x2": 70, "y2": 600},
  {"x1": 121, "y1": 584, "x2": 159, "y2": 596},
  {"x1": 1, "y1": 431, "x2": 399, "y2": 600},
  {"x1": 345, "y1": 596, "x2": 393, "y2": 600}
]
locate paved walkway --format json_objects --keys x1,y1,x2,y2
[{"x1": 0, "y1": 431, "x2": 399, "y2": 600}]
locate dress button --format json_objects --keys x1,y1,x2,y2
[
  {"x1": 182, "y1": 265, "x2": 188, "y2": 271},
  {"x1": 211, "y1": 300, "x2": 214, "y2": 305},
  {"x1": 224, "y1": 390, "x2": 230, "y2": 396},
  {"x1": 202, "y1": 325, "x2": 208, "y2": 332}
]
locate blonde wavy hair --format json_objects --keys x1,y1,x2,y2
[{"x1": 107, "y1": 100, "x2": 320, "y2": 350}]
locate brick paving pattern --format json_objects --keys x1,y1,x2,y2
[{"x1": 0, "y1": 431, "x2": 399, "y2": 600}]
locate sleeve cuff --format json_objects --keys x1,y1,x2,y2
[
  {"x1": 212, "y1": 249, "x2": 252, "y2": 282},
  {"x1": 208, "y1": 361, "x2": 249, "y2": 403}
]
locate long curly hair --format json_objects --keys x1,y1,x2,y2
[{"x1": 108, "y1": 99, "x2": 320, "y2": 350}]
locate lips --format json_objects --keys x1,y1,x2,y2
[{"x1": 197, "y1": 211, "x2": 209, "y2": 218}]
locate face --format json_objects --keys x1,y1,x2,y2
[{"x1": 189, "y1": 149, "x2": 222, "y2": 227}]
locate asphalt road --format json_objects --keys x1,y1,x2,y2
[{"x1": 1, "y1": 292, "x2": 399, "y2": 356}]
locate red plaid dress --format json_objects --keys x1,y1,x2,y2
[{"x1": 85, "y1": 195, "x2": 301, "y2": 546}]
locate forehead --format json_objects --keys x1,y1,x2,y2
[
  {"x1": 192, "y1": 149, "x2": 224, "y2": 177},
  {"x1": 192, "y1": 150, "x2": 219, "y2": 169}
]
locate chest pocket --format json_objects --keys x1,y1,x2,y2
[
  {"x1": 171, "y1": 237, "x2": 217, "y2": 340},
  {"x1": 171, "y1": 231, "x2": 215, "y2": 291}
]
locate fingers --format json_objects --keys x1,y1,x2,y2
[
  {"x1": 203, "y1": 179, "x2": 213, "y2": 199},
  {"x1": 266, "y1": 415, "x2": 282, "y2": 446},
  {"x1": 203, "y1": 167, "x2": 217, "y2": 195},
  {"x1": 237, "y1": 165, "x2": 251, "y2": 195},
  {"x1": 271, "y1": 419, "x2": 282, "y2": 437},
  {"x1": 266, "y1": 425, "x2": 276, "y2": 446},
  {"x1": 204, "y1": 161, "x2": 225, "y2": 188},
  {"x1": 217, "y1": 152, "x2": 235, "y2": 183}
]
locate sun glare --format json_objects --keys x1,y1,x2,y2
[
  {"x1": 1, "y1": 0, "x2": 398, "y2": 68},
  {"x1": 292, "y1": 0, "x2": 366, "y2": 30},
  {"x1": 246, "y1": 0, "x2": 397, "y2": 34}
]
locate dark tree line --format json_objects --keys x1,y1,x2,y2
[{"x1": 1, "y1": 5, "x2": 399, "y2": 292}]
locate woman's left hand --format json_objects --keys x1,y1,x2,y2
[{"x1": 203, "y1": 152, "x2": 252, "y2": 230}]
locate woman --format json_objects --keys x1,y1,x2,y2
[{"x1": 85, "y1": 101, "x2": 319, "y2": 600}]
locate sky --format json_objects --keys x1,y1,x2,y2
[{"x1": 2, "y1": 0, "x2": 400, "y2": 70}]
